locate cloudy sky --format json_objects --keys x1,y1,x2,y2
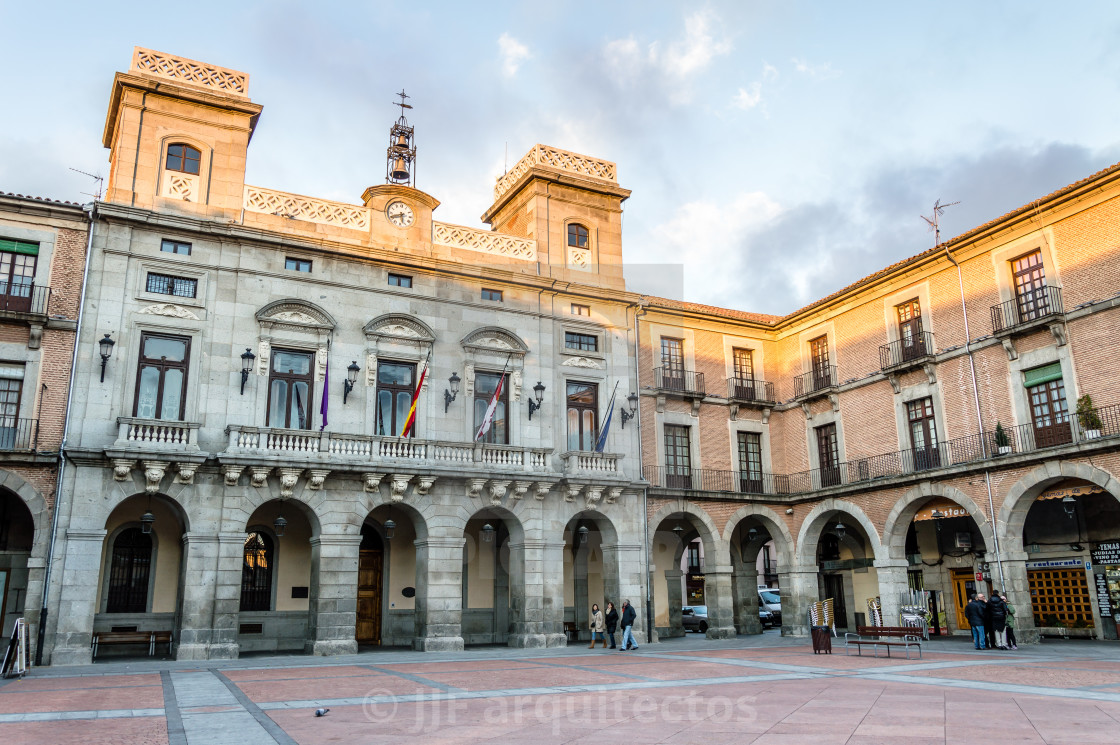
[{"x1": 2, "y1": 1, "x2": 1118, "y2": 315}]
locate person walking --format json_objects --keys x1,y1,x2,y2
[
  {"x1": 987, "y1": 591, "x2": 1009, "y2": 649},
  {"x1": 619, "y1": 599, "x2": 639, "y2": 650},
  {"x1": 605, "y1": 601, "x2": 619, "y2": 649},
  {"x1": 589, "y1": 603, "x2": 607, "y2": 648},
  {"x1": 1001, "y1": 592, "x2": 1018, "y2": 650},
  {"x1": 965, "y1": 593, "x2": 987, "y2": 650},
  {"x1": 982, "y1": 592, "x2": 996, "y2": 649}
]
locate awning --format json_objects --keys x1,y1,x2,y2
[
  {"x1": 913, "y1": 496, "x2": 971, "y2": 521},
  {"x1": 1037, "y1": 480, "x2": 1105, "y2": 501}
]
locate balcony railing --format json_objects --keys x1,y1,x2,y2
[
  {"x1": 726, "y1": 377, "x2": 776, "y2": 405},
  {"x1": 991, "y1": 285, "x2": 1064, "y2": 334},
  {"x1": 0, "y1": 418, "x2": 38, "y2": 451},
  {"x1": 0, "y1": 284, "x2": 50, "y2": 316},
  {"x1": 224, "y1": 425, "x2": 553, "y2": 472},
  {"x1": 793, "y1": 365, "x2": 838, "y2": 399},
  {"x1": 642, "y1": 465, "x2": 792, "y2": 495},
  {"x1": 116, "y1": 417, "x2": 202, "y2": 450},
  {"x1": 563, "y1": 450, "x2": 625, "y2": 477},
  {"x1": 654, "y1": 367, "x2": 705, "y2": 396},
  {"x1": 879, "y1": 332, "x2": 935, "y2": 371}
]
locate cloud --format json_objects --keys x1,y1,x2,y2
[
  {"x1": 732, "y1": 82, "x2": 762, "y2": 109},
  {"x1": 498, "y1": 33, "x2": 530, "y2": 77},
  {"x1": 791, "y1": 57, "x2": 839, "y2": 80},
  {"x1": 763, "y1": 63, "x2": 779, "y2": 82}
]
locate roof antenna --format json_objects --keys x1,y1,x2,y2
[
  {"x1": 69, "y1": 167, "x2": 103, "y2": 201},
  {"x1": 920, "y1": 198, "x2": 960, "y2": 247}
]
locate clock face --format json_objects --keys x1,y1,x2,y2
[{"x1": 386, "y1": 200, "x2": 414, "y2": 228}]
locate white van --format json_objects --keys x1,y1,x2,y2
[{"x1": 758, "y1": 586, "x2": 782, "y2": 625}]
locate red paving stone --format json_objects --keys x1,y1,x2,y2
[
  {"x1": 387, "y1": 659, "x2": 546, "y2": 674},
  {"x1": 0, "y1": 673, "x2": 161, "y2": 691},
  {"x1": 0, "y1": 717, "x2": 168, "y2": 745},
  {"x1": 222, "y1": 664, "x2": 377, "y2": 681},
  {"x1": 415, "y1": 665, "x2": 625, "y2": 691},
  {"x1": 607, "y1": 660, "x2": 782, "y2": 681},
  {"x1": 905, "y1": 664, "x2": 1120, "y2": 688},
  {"x1": 235, "y1": 672, "x2": 438, "y2": 703},
  {"x1": 0, "y1": 681, "x2": 164, "y2": 713}
]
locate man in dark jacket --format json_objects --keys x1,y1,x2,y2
[
  {"x1": 619, "y1": 599, "x2": 638, "y2": 650},
  {"x1": 987, "y1": 592, "x2": 1009, "y2": 649},
  {"x1": 965, "y1": 594, "x2": 987, "y2": 650},
  {"x1": 605, "y1": 602, "x2": 620, "y2": 649}
]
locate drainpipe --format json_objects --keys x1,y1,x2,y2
[
  {"x1": 943, "y1": 245, "x2": 1006, "y2": 589},
  {"x1": 632, "y1": 299, "x2": 652, "y2": 642},
  {"x1": 37, "y1": 201, "x2": 97, "y2": 665}
]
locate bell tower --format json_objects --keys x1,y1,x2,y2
[{"x1": 385, "y1": 90, "x2": 417, "y2": 187}]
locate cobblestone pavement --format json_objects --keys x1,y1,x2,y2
[{"x1": 3, "y1": 634, "x2": 1120, "y2": 744}]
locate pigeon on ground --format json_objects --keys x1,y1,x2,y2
[{"x1": 314, "y1": 708, "x2": 330, "y2": 717}]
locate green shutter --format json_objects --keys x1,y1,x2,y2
[
  {"x1": 1023, "y1": 362, "x2": 1063, "y2": 387},
  {"x1": 0, "y1": 238, "x2": 39, "y2": 256}
]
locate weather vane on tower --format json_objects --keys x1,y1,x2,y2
[{"x1": 386, "y1": 89, "x2": 416, "y2": 187}]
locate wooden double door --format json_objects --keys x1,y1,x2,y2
[{"x1": 356, "y1": 548, "x2": 383, "y2": 645}]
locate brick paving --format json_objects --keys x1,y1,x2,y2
[{"x1": 3, "y1": 635, "x2": 1120, "y2": 743}]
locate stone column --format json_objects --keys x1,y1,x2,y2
[
  {"x1": 605, "y1": 543, "x2": 645, "y2": 642},
  {"x1": 573, "y1": 545, "x2": 589, "y2": 642},
  {"x1": 49, "y1": 529, "x2": 106, "y2": 665},
  {"x1": 875, "y1": 559, "x2": 911, "y2": 627},
  {"x1": 995, "y1": 549, "x2": 1037, "y2": 644},
  {"x1": 508, "y1": 540, "x2": 566, "y2": 648},
  {"x1": 177, "y1": 533, "x2": 237, "y2": 660},
  {"x1": 733, "y1": 565, "x2": 762, "y2": 634},
  {"x1": 663, "y1": 568, "x2": 684, "y2": 637},
  {"x1": 413, "y1": 537, "x2": 465, "y2": 651},
  {"x1": 211, "y1": 533, "x2": 246, "y2": 657},
  {"x1": 703, "y1": 566, "x2": 738, "y2": 639},
  {"x1": 306, "y1": 535, "x2": 361, "y2": 656},
  {"x1": 778, "y1": 567, "x2": 820, "y2": 636}
]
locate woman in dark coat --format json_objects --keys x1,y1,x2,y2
[
  {"x1": 987, "y1": 592, "x2": 1009, "y2": 649},
  {"x1": 604, "y1": 601, "x2": 619, "y2": 649}
]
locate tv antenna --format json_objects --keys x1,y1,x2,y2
[
  {"x1": 69, "y1": 167, "x2": 103, "y2": 201},
  {"x1": 920, "y1": 199, "x2": 959, "y2": 247}
]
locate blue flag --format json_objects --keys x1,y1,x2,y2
[
  {"x1": 319, "y1": 352, "x2": 329, "y2": 431},
  {"x1": 595, "y1": 381, "x2": 619, "y2": 453}
]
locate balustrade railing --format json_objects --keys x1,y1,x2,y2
[
  {"x1": 116, "y1": 417, "x2": 200, "y2": 449},
  {"x1": 564, "y1": 451, "x2": 624, "y2": 476}
]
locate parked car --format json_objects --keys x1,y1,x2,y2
[
  {"x1": 682, "y1": 605, "x2": 708, "y2": 633},
  {"x1": 760, "y1": 608, "x2": 776, "y2": 628},
  {"x1": 758, "y1": 587, "x2": 782, "y2": 625}
]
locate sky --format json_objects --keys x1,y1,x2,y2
[{"x1": 2, "y1": 1, "x2": 1119, "y2": 316}]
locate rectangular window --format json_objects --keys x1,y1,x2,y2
[
  {"x1": 375, "y1": 361, "x2": 417, "y2": 437},
  {"x1": 571, "y1": 303, "x2": 590, "y2": 316},
  {"x1": 660, "y1": 337, "x2": 685, "y2": 390},
  {"x1": 810, "y1": 336, "x2": 830, "y2": 378},
  {"x1": 285, "y1": 257, "x2": 312, "y2": 272},
  {"x1": 473, "y1": 371, "x2": 509, "y2": 444},
  {"x1": 815, "y1": 423, "x2": 840, "y2": 487},
  {"x1": 160, "y1": 238, "x2": 192, "y2": 255},
  {"x1": 732, "y1": 347, "x2": 754, "y2": 380},
  {"x1": 906, "y1": 397, "x2": 940, "y2": 470},
  {"x1": 266, "y1": 349, "x2": 314, "y2": 429},
  {"x1": 664, "y1": 424, "x2": 692, "y2": 488},
  {"x1": 134, "y1": 333, "x2": 190, "y2": 421},
  {"x1": 145, "y1": 272, "x2": 197, "y2": 298},
  {"x1": 388, "y1": 273, "x2": 412, "y2": 288},
  {"x1": 1012, "y1": 249, "x2": 1048, "y2": 320},
  {"x1": 481, "y1": 288, "x2": 503, "y2": 302},
  {"x1": 0, "y1": 240, "x2": 38, "y2": 312},
  {"x1": 896, "y1": 299, "x2": 925, "y2": 359},
  {"x1": 737, "y1": 431, "x2": 763, "y2": 492},
  {"x1": 566, "y1": 381, "x2": 598, "y2": 451},
  {"x1": 1028, "y1": 374, "x2": 1072, "y2": 448},
  {"x1": 564, "y1": 332, "x2": 598, "y2": 352},
  {"x1": 0, "y1": 373, "x2": 23, "y2": 450}
]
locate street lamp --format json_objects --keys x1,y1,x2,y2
[
  {"x1": 528, "y1": 381, "x2": 546, "y2": 420},
  {"x1": 344, "y1": 361, "x2": 360, "y2": 404},
  {"x1": 98, "y1": 333, "x2": 115, "y2": 382},
  {"x1": 240, "y1": 348, "x2": 256, "y2": 394},
  {"x1": 834, "y1": 521, "x2": 847, "y2": 539},
  {"x1": 444, "y1": 372, "x2": 461, "y2": 412},
  {"x1": 577, "y1": 525, "x2": 589, "y2": 545},
  {"x1": 1063, "y1": 495, "x2": 1076, "y2": 517},
  {"x1": 481, "y1": 523, "x2": 495, "y2": 543},
  {"x1": 620, "y1": 392, "x2": 639, "y2": 428},
  {"x1": 384, "y1": 519, "x2": 396, "y2": 540},
  {"x1": 139, "y1": 496, "x2": 155, "y2": 534}
]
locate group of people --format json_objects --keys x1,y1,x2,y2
[
  {"x1": 964, "y1": 591, "x2": 1019, "y2": 650},
  {"x1": 587, "y1": 600, "x2": 639, "y2": 650}
]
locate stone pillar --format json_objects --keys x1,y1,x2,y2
[
  {"x1": 49, "y1": 529, "x2": 106, "y2": 665},
  {"x1": 211, "y1": 533, "x2": 246, "y2": 657},
  {"x1": 703, "y1": 566, "x2": 738, "y2": 639},
  {"x1": 875, "y1": 559, "x2": 911, "y2": 627},
  {"x1": 995, "y1": 549, "x2": 1038, "y2": 644},
  {"x1": 573, "y1": 544, "x2": 588, "y2": 642},
  {"x1": 663, "y1": 568, "x2": 684, "y2": 637},
  {"x1": 605, "y1": 543, "x2": 645, "y2": 643},
  {"x1": 733, "y1": 565, "x2": 762, "y2": 634},
  {"x1": 778, "y1": 567, "x2": 820, "y2": 636},
  {"x1": 177, "y1": 533, "x2": 237, "y2": 660},
  {"x1": 413, "y1": 537, "x2": 465, "y2": 651},
  {"x1": 306, "y1": 535, "x2": 361, "y2": 656},
  {"x1": 599, "y1": 544, "x2": 623, "y2": 608},
  {"x1": 507, "y1": 540, "x2": 566, "y2": 648}
]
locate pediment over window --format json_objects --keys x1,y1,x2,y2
[
  {"x1": 363, "y1": 314, "x2": 436, "y2": 344},
  {"x1": 460, "y1": 327, "x2": 529, "y2": 357},
  {"x1": 255, "y1": 300, "x2": 336, "y2": 332}
]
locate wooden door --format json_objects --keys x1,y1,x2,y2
[
  {"x1": 897, "y1": 300, "x2": 924, "y2": 360},
  {"x1": 823, "y1": 574, "x2": 847, "y2": 629},
  {"x1": 951, "y1": 569, "x2": 975, "y2": 630},
  {"x1": 1029, "y1": 378, "x2": 1072, "y2": 448},
  {"x1": 356, "y1": 549, "x2": 383, "y2": 644},
  {"x1": 1012, "y1": 249, "x2": 1048, "y2": 321}
]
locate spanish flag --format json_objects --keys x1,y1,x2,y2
[{"x1": 399, "y1": 355, "x2": 429, "y2": 437}]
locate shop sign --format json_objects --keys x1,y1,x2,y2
[
  {"x1": 1095, "y1": 573, "x2": 1113, "y2": 619},
  {"x1": 913, "y1": 497, "x2": 970, "y2": 522},
  {"x1": 1026, "y1": 558, "x2": 1084, "y2": 569},
  {"x1": 1037, "y1": 481, "x2": 1105, "y2": 501},
  {"x1": 1091, "y1": 542, "x2": 1120, "y2": 565}
]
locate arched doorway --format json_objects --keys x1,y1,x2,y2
[
  {"x1": 462, "y1": 507, "x2": 524, "y2": 645},
  {"x1": 355, "y1": 503, "x2": 427, "y2": 649},
  {"x1": 650, "y1": 509, "x2": 731, "y2": 639},
  {"x1": 725, "y1": 507, "x2": 793, "y2": 635},
  {"x1": 0, "y1": 489, "x2": 34, "y2": 648},
  {"x1": 798, "y1": 506, "x2": 881, "y2": 632},
  {"x1": 562, "y1": 511, "x2": 620, "y2": 645}
]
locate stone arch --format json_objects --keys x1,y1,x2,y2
[
  {"x1": 356, "y1": 498, "x2": 431, "y2": 543},
  {"x1": 1000, "y1": 461, "x2": 1120, "y2": 548},
  {"x1": 795, "y1": 498, "x2": 883, "y2": 568},
  {"x1": 648, "y1": 500, "x2": 725, "y2": 561},
  {"x1": 882, "y1": 484, "x2": 996, "y2": 561},
  {"x1": 102, "y1": 491, "x2": 192, "y2": 535},
  {"x1": 255, "y1": 299, "x2": 337, "y2": 330},
  {"x1": 460, "y1": 326, "x2": 530, "y2": 355},
  {"x1": 722, "y1": 505, "x2": 795, "y2": 568},
  {"x1": 560, "y1": 507, "x2": 620, "y2": 546},
  {"x1": 224, "y1": 487, "x2": 322, "y2": 539},
  {"x1": 0, "y1": 470, "x2": 50, "y2": 559},
  {"x1": 363, "y1": 313, "x2": 436, "y2": 344}
]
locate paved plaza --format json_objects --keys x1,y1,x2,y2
[{"x1": 3, "y1": 634, "x2": 1120, "y2": 744}]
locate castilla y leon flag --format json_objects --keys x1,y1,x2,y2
[
  {"x1": 399, "y1": 354, "x2": 429, "y2": 438},
  {"x1": 475, "y1": 370, "x2": 506, "y2": 441}
]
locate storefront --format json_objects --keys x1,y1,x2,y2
[{"x1": 1090, "y1": 542, "x2": 1120, "y2": 641}]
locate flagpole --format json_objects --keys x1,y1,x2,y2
[{"x1": 475, "y1": 352, "x2": 513, "y2": 442}]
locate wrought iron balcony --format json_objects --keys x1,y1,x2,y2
[
  {"x1": 653, "y1": 367, "x2": 705, "y2": 397},
  {"x1": 0, "y1": 418, "x2": 39, "y2": 451},
  {"x1": 643, "y1": 465, "x2": 792, "y2": 496},
  {"x1": 726, "y1": 377, "x2": 776, "y2": 405},
  {"x1": 792, "y1": 365, "x2": 838, "y2": 399},
  {"x1": 0, "y1": 284, "x2": 50, "y2": 317},
  {"x1": 879, "y1": 332, "x2": 935, "y2": 372},
  {"x1": 991, "y1": 285, "x2": 1064, "y2": 335}
]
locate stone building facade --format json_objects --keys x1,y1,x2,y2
[
  {"x1": 41, "y1": 48, "x2": 645, "y2": 665},
  {"x1": 0, "y1": 192, "x2": 87, "y2": 655}
]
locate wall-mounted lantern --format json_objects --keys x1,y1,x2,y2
[
  {"x1": 344, "y1": 361, "x2": 361, "y2": 404},
  {"x1": 528, "y1": 381, "x2": 546, "y2": 420},
  {"x1": 620, "y1": 392, "x2": 639, "y2": 428},
  {"x1": 444, "y1": 372, "x2": 461, "y2": 412},
  {"x1": 99, "y1": 333, "x2": 116, "y2": 382},
  {"x1": 240, "y1": 347, "x2": 256, "y2": 395}
]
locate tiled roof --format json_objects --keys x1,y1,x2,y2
[
  {"x1": 0, "y1": 191, "x2": 85, "y2": 208},
  {"x1": 644, "y1": 296, "x2": 782, "y2": 325}
]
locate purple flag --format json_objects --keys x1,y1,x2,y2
[{"x1": 320, "y1": 356, "x2": 329, "y2": 431}]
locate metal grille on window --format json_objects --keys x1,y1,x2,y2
[
  {"x1": 146, "y1": 272, "x2": 197, "y2": 298},
  {"x1": 106, "y1": 527, "x2": 152, "y2": 613},
  {"x1": 240, "y1": 532, "x2": 274, "y2": 612}
]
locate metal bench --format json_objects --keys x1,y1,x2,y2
[
  {"x1": 92, "y1": 631, "x2": 173, "y2": 658},
  {"x1": 844, "y1": 626, "x2": 922, "y2": 659}
]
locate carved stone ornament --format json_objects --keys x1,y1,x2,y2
[
  {"x1": 762, "y1": 407, "x2": 772, "y2": 424},
  {"x1": 390, "y1": 474, "x2": 412, "y2": 503},
  {"x1": 565, "y1": 484, "x2": 583, "y2": 503},
  {"x1": 278, "y1": 468, "x2": 302, "y2": 498},
  {"x1": 257, "y1": 340, "x2": 271, "y2": 376},
  {"x1": 801, "y1": 402, "x2": 812, "y2": 420},
  {"x1": 467, "y1": 478, "x2": 487, "y2": 500},
  {"x1": 272, "y1": 310, "x2": 320, "y2": 325},
  {"x1": 534, "y1": 482, "x2": 550, "y2": 501},
  {"x1": 922, "y1": 362, "x2": 937, "y2": 386},
  {"x1": 511, "y1": 369, "x2": 522, "y2": 402},
  {"x1": 249, "y1": 466, "x2": 271, "y2": 488},
  {"x1": 585, "y1": 486, "x2": 604, "y2": 509},
  {"x1": 512, "y1": 481, "x2": 531, "y2": 500},
  {"x1": 488, "y1": 480, "x2": 511, "y2": 506},
  {"x1": 1001, "y1": 338, "x2": 1018, "y2": 361},
  {"x1": 477, "y1": 336, "x2": 513, "y2": 350},
  {"x1": 174, "y1": 462, "x2": 197, "y2": 485},
  {"x1": 606, "y1": 487, "x2": 623, "y2": 504},
  {"x1": 112, "y1": 459, "x2": 135, "y2": 482},
  {"x1": 365, "y1": 352, "x2": 378, "y2": 387},
  {"x1": 306, "y1": 469, "x2": 330, "y2": 490},
  {"x1": 316, "y1": 346, "x2": 328, "y2": 382},
  {"x1": 1049, "y1": 322, "x2": 1067, "y2": 347},
  {"x1": 380, "y1": 324, "x2": 420, "y2": 338},
  {"x1": 560, "y1": 356, "x2": 603, "y2": 369},
  {"x1": 363, "y1": 472, "x2": 385, "y2": 493},
  {"x1": 464, "y1": 363, "x2": 475, "y2": 398},
  {"x1": 887, "y1": 373, "x2": 901, "y2": 395},
  {"x1": 142, "y1": 460, "x2": 168, "y2": 494},
  {"x1": 415, "y1": 476, "x2": 436, "y2": 496},
  {"x1": 140, "y1": 303, "x2": 200, "y2": 320},
  {"x1": 223, "y1": 465, "x2": 244, "y2": 486}
]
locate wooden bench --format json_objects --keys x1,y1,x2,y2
[
  {"x1": 844, "y1": 626, "x2": 922, "y2": 659},
  {"x1": 92, "y1": 631, "x2": 173, "y2": 658}
]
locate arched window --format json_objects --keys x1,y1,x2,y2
[
  {"x1": 240, "y1": 532, "x2": 274, "y2": 612},
  {"x1": 106, "y1": 528, "x2": 152, "y2": 613},
  {"x1": 567, "y1": 223, "x2": 589, "y2": 249},
  {"x1": 165, "y1": 143, "x2": 201, "y2": 175}
]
